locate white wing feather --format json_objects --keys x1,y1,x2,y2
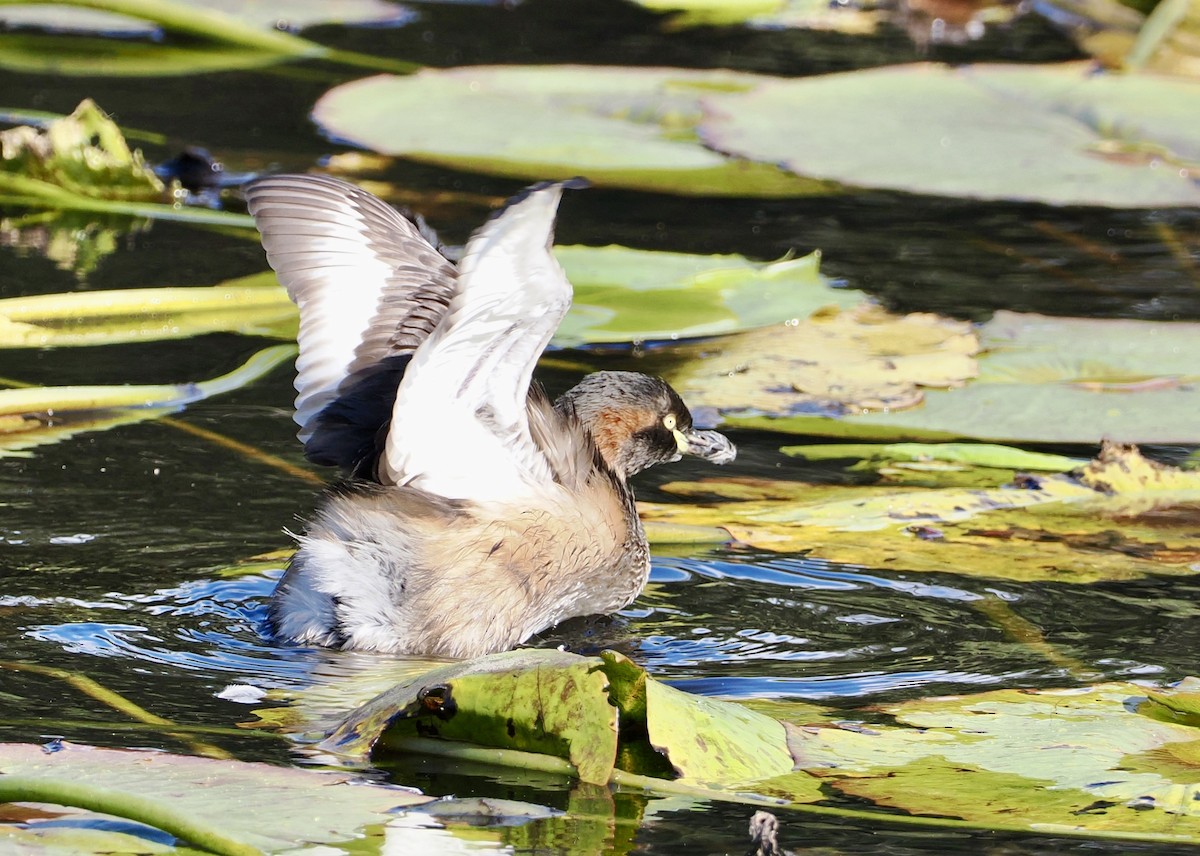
[{"x1": 382, "y1": 183, "x2": 573, "y2": 499}]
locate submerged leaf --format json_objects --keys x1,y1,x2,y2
[
  {"x1": 312, "y1": 66, "x2": 828, "y2": 197},
  {"x1": 699, "y1": 62, "x2": 1200, "y2": 207},
  {"x1": 0, "y1": 344, "x2": 295, "y2": 455}
]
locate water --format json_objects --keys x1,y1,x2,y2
[{"x1": 2, "y1": 0, "x2": 1200, "y2": 852}]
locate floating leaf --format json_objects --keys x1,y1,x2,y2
[
  {"x1": 669, "y1": 304, "x2": 979, "y2": 415},
  {"x1": 804, "y1": 684, "x2": 1200, "y2": 838},
  {"x1": 699, "y1": 62, "x2": 1200, "y2": 207},
  {"x1": 554, "y1": 245, "x2": 837, "y2": 345},
  {"x1": 704, "y1": 311, "x2": 1200, "y2": 444},
  {"x1": 0, "y1": 273, "x2": 296, "y2": 348},
  {"x1": 0, "y1": 740, "x2": 431, "y2": 853},
  {"x1": 324, "y1": 649, "x2": 620, "y2": 785},
  {"x1": 0, "y1": 33, "x2": 296, "y2": 77},
  {"x1": 603, "y1": 652, "x2": 794, "y2": 787},
  {"x1": 312, "y1": 65, "x2": 828, "y2": 197},
  {"x1": 640, "y1": 443, "x2": 1200, "y2": 582},
  {"x1": 0, "y1": 344, "x2": 295, "y2": 455},
  {"x1": 324, "y1": 649, "x2": 799, "y2": 789}
]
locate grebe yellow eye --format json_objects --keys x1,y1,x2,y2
[{"x1": 663, "y1": 414, "x2": 677, "y2": 431}]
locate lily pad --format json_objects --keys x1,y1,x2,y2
[
  {"x1": 669, "y1": 303, "x2": 980, "y2": 414},
  {"x1": 784, "y1": 442, "x2": 1086, "y2": 473},
  {"x1": 808, "y1": 684, "x2": 1200, "y2": 837},
  {"x1": 554, "y1": 245, "x2": 836, "y2": 345},
  {"x1": 697, "y1": 311, "x2": 1200, "y2": 444},
  {"x1": 312, "y1": 65, "x2": 828, "y2": 197},
  {"x1": 0, "y1": 740, "x2": 430, "y2": 852},
  {"x1": 323, "y1": 649, "x2": 620, "y2": 785},
  {"x1": 698, "y1": 62, "x2": 1200, "y2": 207},
  {"x1": 640, "y1": 443, "x2": 1200, "y2": 582},
  {"x1": 324, "y1": 649, "x2": 800, "y2": 789}
]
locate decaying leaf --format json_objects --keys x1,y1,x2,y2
[
  {"x1": 670, "y1": 304, "x2": 980, "y2": 415},
  {"x1": 0, "y1": 99, "x2": 164, "y2": 201}
]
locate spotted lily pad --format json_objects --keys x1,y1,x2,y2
[
  {"x1": 668, "y1": 303, "x2": 980, "y2": 415},
  {"x1": 705, "y1": 311, "x2": 1200, "y2": 444},
  {"x1": 640, "y1": 443, "x2": 1200, "y2": 582}
]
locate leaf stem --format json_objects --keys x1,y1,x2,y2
[{"x1": 0, "y1": 776, "x2": 264, "y2": 856}]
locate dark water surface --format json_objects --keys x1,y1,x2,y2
[{"x1": 2, "y1": 0, "x2": 1200, "y2": 853}]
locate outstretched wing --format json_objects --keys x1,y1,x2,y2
[
  {"x1": 244, "y1": 174, "x2": 457, "y2": 476},
  {"x1": 382, "y1": 182, "x2": 576, "y2": 500}
]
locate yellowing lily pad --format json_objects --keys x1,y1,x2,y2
[
  {"x1": 699, "y1": 62, "x2": 1200, "y2": 207},
  {"x1": 640, "y1": 444, "x2": 1200, "y2": 583},
  {"x1": 670, "y1": 304, "x2": 980, "y2": 414},
  {"x1": 709, "y1": 311, "x2": 1200, "y2": 444},
  {"x1": 312, "y1": 66, "x2": 828, "y2": 197}
]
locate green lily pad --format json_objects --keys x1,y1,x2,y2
[
  {"x1": 323, "y1": 649, "x2": 798, "y2": 789},
  {"x1": 312, "y1": 65, "x2": 828, "y2": 197},
  {"x1": 698, "y1": 62, "x2": 1200, "y2": 207},
  {"x1": 0, "y1": 740, "x2": 430, "y2": 853},
  {"x1": 0, "y1": 33, "x2": 294, "y2": 77},
  {"x1": 810, "y1": 685, "x2": 1200, "y2": 838},
  {"x1": 554, "y1": 245, "x2": 836, "y2": 345},
  {"x1": 324, "y1": 649, "x2": 620, "y2": 785}
]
